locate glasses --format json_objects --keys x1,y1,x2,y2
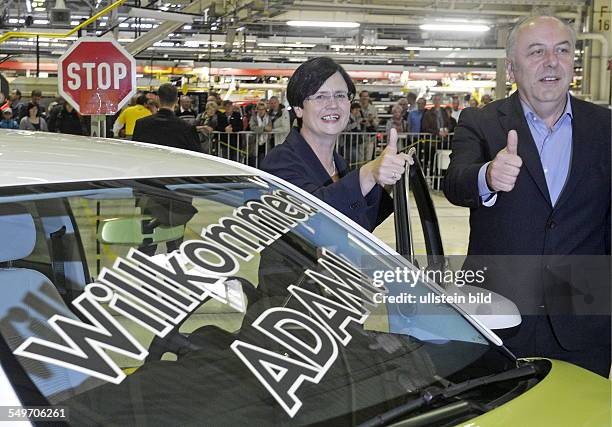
[{"x1": 304, "y1": 92, "x2": 352, "y2": 105}]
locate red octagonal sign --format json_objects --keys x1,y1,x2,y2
[{"x1": 58, "y1": 37, "x2": 136, "y2": 115}]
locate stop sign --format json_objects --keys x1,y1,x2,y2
[{"x1": 58, "y1": 37, "x2": 136, "y2": 115}]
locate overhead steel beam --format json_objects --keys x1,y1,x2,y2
[
  {"x1": 287, "y1": 1, "x2": 581, "y2": 18},
  {"x1": 294, "y1": 0, "x2": 586, "y2": 10},
  {"x1": 124, "y1": 0, "x2": 213, "y2": 56},
  {"x1": 0, "y1": 0, "x2": 127, "y2": 44},
  {"x1": 128, "y1": 7, "x2": 197, "y2": 23}
]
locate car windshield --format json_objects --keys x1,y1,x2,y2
[{"x1": 0, "y1": 176, "x2": 512, "y2": 425}]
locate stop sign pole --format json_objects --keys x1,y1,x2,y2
[{"x1": 58, "y1": 37, "x2": 136, "y2": 138}]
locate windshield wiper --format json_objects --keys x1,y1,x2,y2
[{"x1": 358, "y1": 363, "x2": 540, "y2": 427}]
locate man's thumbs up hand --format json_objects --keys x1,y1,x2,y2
[
  {"x1": 506, "y1": 129, "x2": 518, "y2": 155},
  {"x1": 486, "y1": 130, "x2": 523, "y2": 192}
]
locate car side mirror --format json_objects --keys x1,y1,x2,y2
[
  {"x1": 455, "y1": 285, "x2": 522, "y2": 330},
  {"x1": 99, "y1": 217, "x2": 184, "y2": 246}
]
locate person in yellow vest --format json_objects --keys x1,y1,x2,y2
[{"x1": 112, "y1": 94, "x2": 151, "y2": 139}]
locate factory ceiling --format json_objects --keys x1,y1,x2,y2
[{"x1": 0, "y1": 0, "x2": 588, "y2": 69}]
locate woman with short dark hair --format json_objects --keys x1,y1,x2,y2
[
  {"x1": 261, "y1": 57, "x2": 412, "y2": 231},
  {"x1": 19, "y1": 102, "x2": 48, "y2": 132}
]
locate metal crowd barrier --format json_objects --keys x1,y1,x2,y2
[
  {"x1": 202, "y1": 131, "x2": 454, "y2": 191},
  {"x1": 396, "y1": 132, "x2": 454, "y2": 191}
]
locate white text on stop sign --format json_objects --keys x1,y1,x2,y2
[{"x1": 66, "y1": 62, "x2": 128, "y2": 90}]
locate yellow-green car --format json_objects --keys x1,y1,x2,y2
[
  {"x1": 0, "y1": 130, "x2": 609, "y2": 426},
  {"x1": 464, "y1": 359, "x2": 609, "y2": 427}
]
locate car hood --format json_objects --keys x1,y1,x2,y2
[{"x1": 464, "y1": 359, "x2": 610, "y2": 427}]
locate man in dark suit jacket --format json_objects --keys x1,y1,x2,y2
[
  {"x1": 421, "y1": 93, "x2": 451, "y2": 137},
  {"x1": 132, "y1": 83, "x2": 201, "y2": 152},
  {"x1": 443, "y1": 15, "x2": 611, "y2": 376},
  {"x1": 215, "y1": 100, "x2": 243, "y2": 161}
]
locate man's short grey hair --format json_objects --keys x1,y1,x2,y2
[{"x1": 506, "y1": 14, "x2": 576, "y2": 59}]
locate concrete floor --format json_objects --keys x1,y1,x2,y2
[{"x1": 373, "y1": 191, "x2": 470, "y2": 256}]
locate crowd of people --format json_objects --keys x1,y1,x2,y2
[
  {"x1": 0, "y1": 85, "x2": 492, "y2": 175},
  {"x1": 102, "y1": 89, "x2": 292, "y2": 166},
  {"x1": 0, "y1": 89, "x2": 90, "y2": 134},
  {"x1": 376, "y1": 92, "x2": 494, "y2": 136},
  {"x1": 0, "y1": 82, "x2": 494, "y2": 149}
]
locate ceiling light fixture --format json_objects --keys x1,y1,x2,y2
[
  {"x1": 286, "y1": 20, "x2": 360, "y2": 28},
  {"x1": 419, "y1": 23, "x2": 490, "y2": 32},
  {"x1": 330, "y1": 45, "x2": 387, "y2": 50},
  {"x1": 258, "y1": 42, "x2": 316, "y2": 48},
  {"x1": 404, "y1": 46, "x2": 436, "y2": 51}
]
